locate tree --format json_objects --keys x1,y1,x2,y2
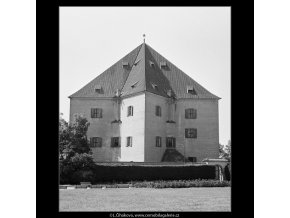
[
  {"x1": 219, "y1": 140, "x2": 231, "y2": 159},
  {"x1": 59, "y1": 113, "x2": 91, "y2": 159},
  {"x1": 59, "y1": 113, "x2": 95, "y2": 184}
]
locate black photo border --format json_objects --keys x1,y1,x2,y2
[{"x1": 37, "y1": 0, "x2": 253, "y2": 217}]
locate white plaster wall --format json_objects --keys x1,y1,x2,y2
[
  {"x1": 144, "y1": 92, "x2": 171, "y2": 162},
  {"x1": 119, "y1": 93, "x2": 145, "y2": 162},
  {"x1": 174, "y1": 99, "x2": 220, "y2": 162},
  {"x1": 144, "y1": 93, "x2": 219, "y2": 162},
  {"x1": 69, "y1": 98, "x2": 121, "y2": 161}
]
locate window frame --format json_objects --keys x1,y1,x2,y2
[
  {"x1": 185, "y1": 108, "x2": 197, "y2": 119},
  {"x1": 126, "y1": 136, "x2": 132, "y2": 147},
  {"x1": 166, "y1": 137, "x2": 176, "y2": 148},
  {"x1": 90, "y1": 137, "x2": 102, "y2": 147},
  {"x1": 156, "y1": 136, "x2": 162, "y2": 147},
  {"x1": 127, "y1": 106, "x2": 133, "y2": 116},
  {"x1": 91, "y1": 108, "x2": 103, "y2": 118},
  {"x1": 111, "y1": 137, "x2": 121, "y2": 147},
  {"x1": 185, "y1": 128, "x2": 197, "y2": 138},
  {"x1": 155, "y1": 105, "x2": 162, "y2": 117}
]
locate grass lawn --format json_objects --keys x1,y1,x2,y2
[{"x1": 59, "y1": 187, "x2": 231, "y2": 211}]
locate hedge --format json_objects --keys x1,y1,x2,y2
[{"x1": 62, "y1": 164, "x2": 217, "y2": 184}]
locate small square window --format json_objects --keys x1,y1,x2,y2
[
  {"x1": 111, "y1": 137, "x2": 120, "y2": 147},
  {"x1": 185, "y1": 128, "x2": 197, "y2": 138},
  {"x1": 160, "y1": 61, "x2": 167, "y2": 68},
  {"x1": 126, "y1": 137, "x2": 132, "y2": 147},
  {"x1": 90, "y1": 137, "x2": 102, "y2": 147},
  {"x1": 185, "y1": 108, "x2": 197, "y2": 119},
  {"x1": 94, "y1": 85, "x2": 102, "y2": 93},
  {"x1": 122, "y1": 62, "x2": 129, "y2": 67},
  {"x1": 127, "y1": 106, "x2": 133, "y2": 116},
  {"x1": 187, "y1": 86, "x2": 197, "y2": 95},
  {"x1": 156, "y1": 136, "x2": 162, "y2": 147},
  {"x1": 91, "y1": 108, "x2": 102, "y2": 118}
]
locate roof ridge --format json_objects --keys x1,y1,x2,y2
[
  {"x1": 119, "y1": 43, "x2": 143, "y2": 93},
  {"x1": 143, "y1": 43, "x2": 147, "y2": 92}
]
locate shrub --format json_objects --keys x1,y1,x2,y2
[{"x1": 130, "y1": 179, "x2": 230, "y2": 188}]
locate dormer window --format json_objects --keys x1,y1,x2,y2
[
  {"x1": 149, "y1": 61, "x2": 155, "y2": 67},
  {"x1": 160, "y1": 61, "x2": 167, "y2": 68},
  {"x1": 94, "y1": 85, "x2": 102, "y2": 93},
  {"x1": 122, "y1": 62, "x2": 129, "y2": 68},
  {"x1": 167, "y1": 90, "x2": 172, "y2": 97},
  {"x1": 187, "y1": 86, "x2": 197, "y2": 95},
  {"x1": 131, "y1": 81, "x2": 138, "y2": 88},
  {"x1": 151, "y1": 82, "x2": 158, "y2": 90},
  {"x1": 134, "y1": 59, "x2": 141, "y2": 66}
]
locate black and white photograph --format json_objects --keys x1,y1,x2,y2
[{"x1": 59, "y1": 6, "x2": 231, "y2": 212}]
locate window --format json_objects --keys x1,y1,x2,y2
[
  {"x1": 188, "y1": 157, "x2": 197, "y2": 162},
  {"x1": 91, "y1": 108, "x2": 102, "y2": 118},
  {"x1": 149, "y1": 61, "x2": 154, "y2": 67},
  {"x1": 90, "y1": 137, "x2": 102, "y2": 147},
  {"x1": 111, "y1": 137, "x2": 120, "y2": 147},
  {"x1": 166, "y1": 137, "x2": 176, "y2": 148},
  {"x1": 185, "y1": 128, "x2": 197, "y2": 138},
  {"x1": 126, "y1": 137, "x2": 132, "y2": 147},
  {"x1": 151, "y1": 82, "x2": 158, "y2": 90},
  {"x1": 134, "y1": 59, "x2": 141, "y2": 66},
  {"x1": 160, "y1": 61, "x2": 167, "y2": 68},
  {"x1": 127, "y1": 106, "x2": 133, "y2": 116},
  {"x1": 94, "y1": 85, "x2": 102, "y2": 93},
  {"x1": 131, "y1": 81, "x2": 138, "y2": 88},
  {"x1": 187, "y1": 86, "x2": 197, "y2": 95},
  {"x1": 156, "y1": 136, "x2": 162, "y2": 147},
  {"x1": 185, "y1": 108, "x2": 197, "y2": 119},
  {"x1": 167, "y1": 90, "x2": 172, "y2": 97},
  {"x1": 155, "y1": 106, "x2": 162, "y2": 117},
  {"x1": 122, "y1": 62, "x2": 129, "y2": 67}
]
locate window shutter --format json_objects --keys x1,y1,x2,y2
[{"x1": 100, "y1": 109, "x2": 103, "y2": 118}]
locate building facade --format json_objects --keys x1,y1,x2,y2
[{"x1": 69, "y1": 42, "x2": 220, "y2": 162}]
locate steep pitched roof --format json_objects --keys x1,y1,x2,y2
[{"x1": 69, "y1": 43, "x2": 220, "y2": 99}]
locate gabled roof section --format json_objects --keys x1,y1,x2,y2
[
  {"x1": 144, "y1": 44, "x2": 220, "y2": 99},
  {"x1": 120, "y1": 43, "x2": 146, "y2": 96},
  {"x1": 69, "y1": 44, "x2": 142, "y2": 98},
  {"x1": 69, "y1": 42, "x2": 220, "y2": 100}
]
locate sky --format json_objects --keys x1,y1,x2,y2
[{"x1": 59, "y1": 7, "x2": 231, "y2": 145}]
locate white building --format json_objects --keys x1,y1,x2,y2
[{"x1": 69, "y1": 42, "x2": 220, "y2": 162}]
